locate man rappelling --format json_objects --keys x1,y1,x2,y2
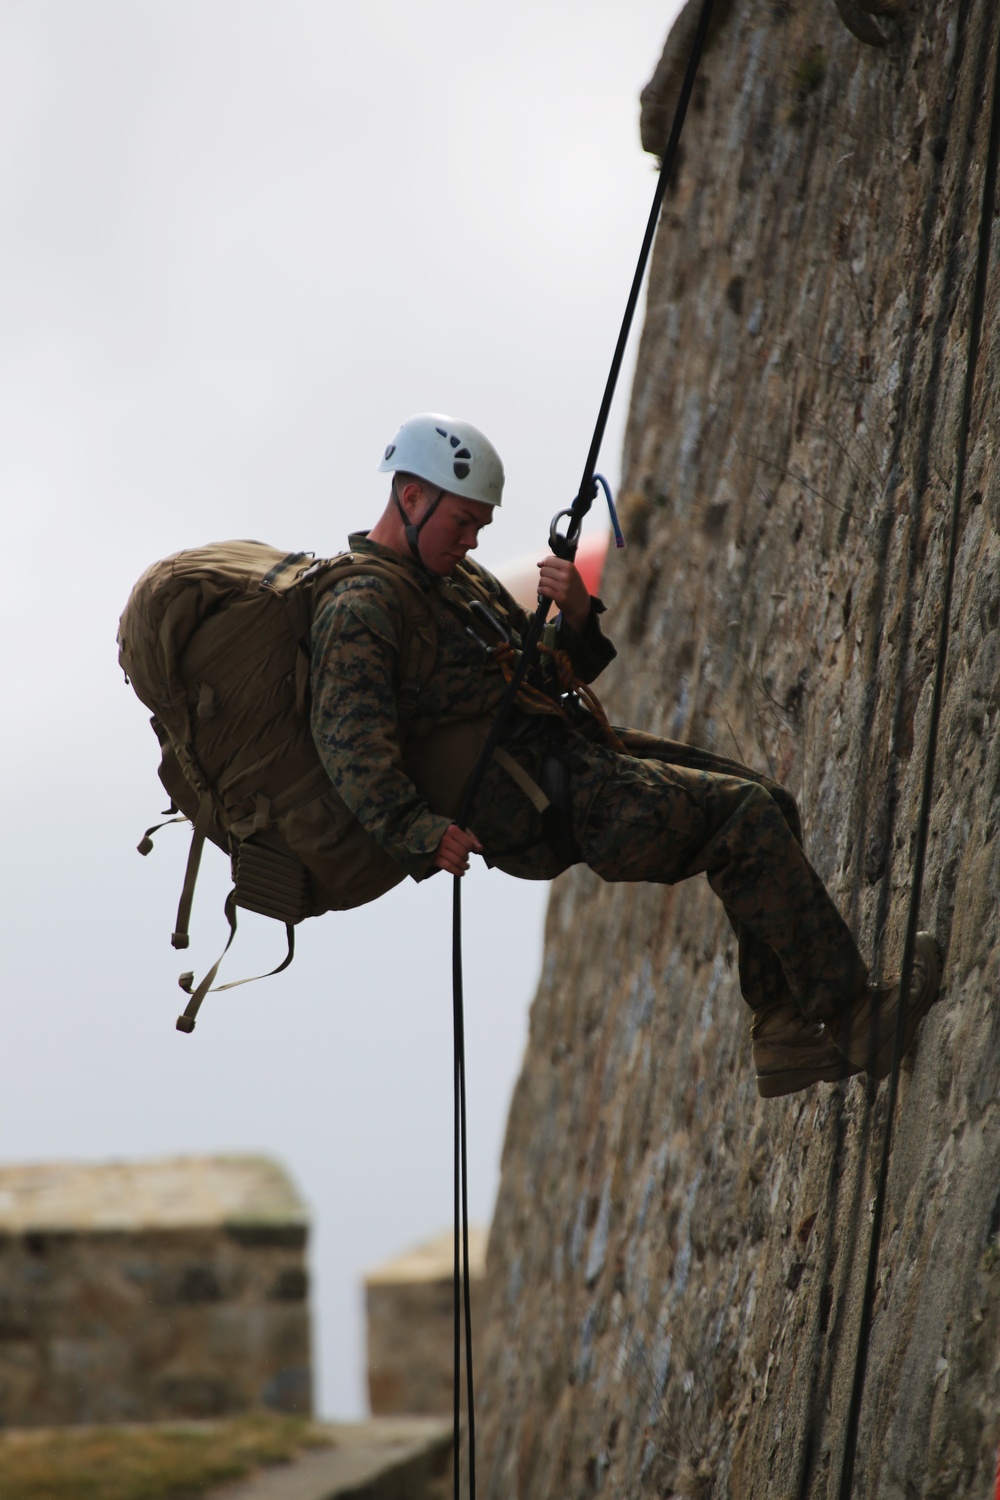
[{"x1": 309, "y1": 412, "x2": 943, "y2": 1098}]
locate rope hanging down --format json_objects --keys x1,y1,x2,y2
[
  {"x1": 447, "y1": 1, "x2": 718, "y2": 1494},
  {"x1": 836, "y1": 19, "x2": 1000, "y2": 1498}
]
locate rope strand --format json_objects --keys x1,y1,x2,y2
[
  {"x1": 446, "y1": 2, "x2": 717, "y2": 1491},
  {"x1": 452, "y1": 875, "x2": 476, "y2": 1499}
]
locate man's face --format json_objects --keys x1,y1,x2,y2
[{"x1": 410, "y1": 489, "x2": 495, "y2": 575}]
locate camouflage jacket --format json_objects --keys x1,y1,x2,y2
[{"x1": 309, "y1": 533, "x2": 617, "y2": 880}]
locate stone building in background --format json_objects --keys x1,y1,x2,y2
[
  {"x1": 0, "y1": 1155, "x2": 312, "y2": 1426},
  {"x1": 365, "y1": 1226, "x2": 485, "y2": 1416}
]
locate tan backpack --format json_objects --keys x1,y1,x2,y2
[{"x1": 118, "y1": 539, "x2": 502, "y2": 1030}]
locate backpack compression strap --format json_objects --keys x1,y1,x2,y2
[
  {"x1": 171, "y1": 793, "x2": 215, "y2": 950},
  {"x1": 175, "y1": 889, "x2": 296, "y2": 1033},
  {"x1": 166, "y1": 792, "x2": 297, "y2": 1032}
]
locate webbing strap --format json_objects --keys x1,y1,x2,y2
[
  {"x1": 210, "y1": 923, "x2": 295, "y2": 994},
  {"x1": 171, "y1": 793, "x2": 214, "y2": 950},
  {"x1": 175, "y1": 891, "x2": 295, "y2": 1034},
  {"x1": 492, "y1": 746, "x2": 551, "y2": 814},
  {"x1": 176, "y1": 889, "x2": 238, "y2": 1032},
  {"x1": 259, "y1": 550, "x2": 310, "y2": 591},
  {"x1": 136, "y1": 813, "x2": 187, "y2": 857}
]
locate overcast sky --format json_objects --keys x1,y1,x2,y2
[{"x1": 0, "y1": 0, "x2": 683, "y2": 1417}]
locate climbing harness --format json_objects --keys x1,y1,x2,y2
[
  {"x1": 834, "y1": 17, "x2": 1000, "y2": 1498},
  {"x1": 491, "y1": 638, "x2": 626, "y2": 753},
  {"x1": 446, "y1": 1, "x2": 718, "y2": 1493}
]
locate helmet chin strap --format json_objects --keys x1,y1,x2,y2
[{"x1": 393, "y1": 476, "x2": 446, "y2": 565}]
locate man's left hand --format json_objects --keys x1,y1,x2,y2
[
  {"x1": 536, "y1": 557, "x2": 591, "y2": 633},
  {"x1": 434, "y1": 824, "x2": 484, "y2": 876}
]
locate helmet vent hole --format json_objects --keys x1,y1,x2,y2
[
  {"x1": 453, "y1": 461, "x2": 471, "y2": 479},
  {"x1": 436, "y1": 427, "x2": 448, "y2": 438},
  {"x1": 450, "y1": 435, "x2": 460, "y2": 448},
  {"x1": 455, "y1": 447, "x2": 471, "y2": 459}
]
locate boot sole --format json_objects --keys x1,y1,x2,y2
[{"x1": 868, "y1": 934, "x2": 944, "y2": 1080}]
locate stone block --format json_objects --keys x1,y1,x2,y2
[
  {"x1": 364, "y1": 1227, "x2": 485, "y2": 1417},
  {"x1": 0, "y1": 1155, "x2": 313, "y2": 1427}
]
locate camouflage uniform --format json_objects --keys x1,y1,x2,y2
[{"x1": 310, "y1": 535, "x2": 868, "y2": 1023}]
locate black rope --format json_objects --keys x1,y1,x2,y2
[
  {"x1": 446, "y1": 1, "x2": 718, "y2": 1493},
  {"x1": 837, "y1": 16, "x2": 1000, "y2": 1496},
  {"x1": 557, "y1": 0, "x2": 719, "y2": 558},
  {"x1": 452, "y1": 876, "x2": 476, "y2": 1500}
]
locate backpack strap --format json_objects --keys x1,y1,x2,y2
[
  {"x1": 394, "y1": 577, "x2": 436, "y2": 718},
  {"x1": 171, "y1": 791, "x2": 215, "y2": 950},
  {"x1": 308, "y1": 553, "x2": 438, "y2": 721},
  {"x1": 175, "y1": 892, "x2": 297, "y2": 1034},
  {"x1": 136, "y1": 811, "x2": 188, "y2": 857},
  {"x1": 492, "y1": 746, "x2": 551, "y2": 814}
]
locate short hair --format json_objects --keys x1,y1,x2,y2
[{"x1": 392, "y1": 470, "x2": 426, "y2": 492}]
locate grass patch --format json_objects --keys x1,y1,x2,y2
[{"x1": 0, "y1": 1414, "x2": 334, "y2": 1500}]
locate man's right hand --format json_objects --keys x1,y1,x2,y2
[{"x1": 435, "y1": 824, "x2": 484, "y2": 876}]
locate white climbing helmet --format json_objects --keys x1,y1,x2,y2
[{"x1": 378, "y1": 413, "x2": 504, "y2": 507}]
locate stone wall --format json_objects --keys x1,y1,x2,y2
[
  {"x1": 365, "y1": 1227, "x2": 486, "y2": 1417},
  {"x1": 478, "y1": 1, "x2": 1000, "y2": 1496},
  {"x1": 0, "y1": 1156, "x2": 312, "y2": 1426}
]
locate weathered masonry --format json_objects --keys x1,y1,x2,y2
[
  {"x1": 478, "y1": 1, "x2": 1000, "y2": 1496},
  {"x1": 0, "y1": 1155, "x2": 312, "y2": 1426},
  {"x1": 365, "y1": 1226, "x2": 486, "y2": 1417}
]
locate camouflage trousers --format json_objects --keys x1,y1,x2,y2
[{"x1": 571, "y1": 729, "x2": 869, "y2": 1023}]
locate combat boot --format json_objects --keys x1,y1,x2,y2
[
  {"x1": 752, "y1": 1000, "x2": 862, "y2": 1098},
  {"x1": 827, "y1": 932, "x2": 943, "y2": 1080}
]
